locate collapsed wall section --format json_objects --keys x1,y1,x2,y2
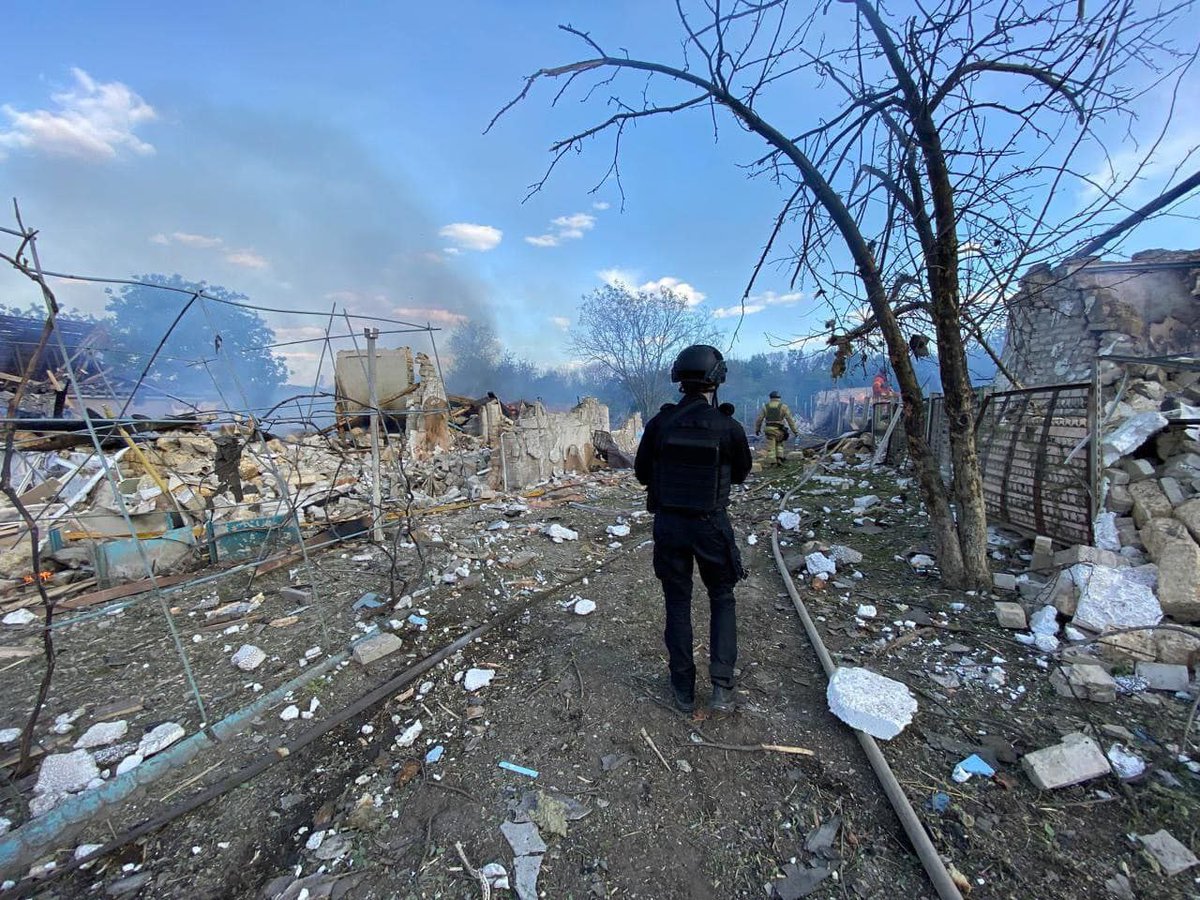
[{"x1": 489, "y1": 398, "x2": 611, "y2": 491}]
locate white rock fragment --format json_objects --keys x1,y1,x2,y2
[
  {"x1": 543, "y1": 524, "x2": 579, "y2": 542},
  {"x1": 75, "y1": 720, "x2": 129, "y2": 750},
  {"x1": 1021, "y1": 733, "x2": 1110, "y2": 789},
  {"x1": 829, "y1": 545, "x2": 863, "y2": 565},
  {"x1": 746, "y1": 534, "x2": 758, "y2": 546},
  {"x1": 606, "y1": 524, "x2": 630, "y2": 538},
  {"x1": 1093, "y1": 512, "x2": 1121, "y2": 552},
  {"x1": 280, "y1": 705, "x2": 300, "y2": 722},
  {"x1": 856, "y1": 604, "x2": 877, "y2": 619},
  {"x1": 1029, "y1": 606, "x2": 1059, "y2": 636},
  {"x1": 853, "y1": 495, "x2": 881, "y2": 510},
  {"x1": 1070, "y1": 564, "x2": 1162, "y2": 632},
  {"x1": 137, "y1": 722, "x2": 185, "y2": 758},
  {"x1": 909, "y1": 554, "x2": 936, "y2": 571},
  {"x1": 1106, "y1": 743, "x2": 1146, "y2": 780},
  {"x1": 463, "y1": 668, "x2": 495, "y2": 692},
  {"x1": 115, "y1": 753, "x2": 143, "y2": 775},
  {"x1": 74, "y1": 844, "x2": 103, "y2": 862},
  {"x1": 778, "y1": 511, "x2": 801, "y2": 531},
  {"x1": 306, "y1": 830, "x2": 326, "y2": 851},
  {"x1": 0, "y1": 728, "x2": 19, "y2": 745},
  {"x1": 2, "y1": 609, "x2": 37, "y2": 626},
  {"x1": 826, "y1": 667, "x2": 917, "y2": 740},
  {"x1": 805, "y1": 552, "x2": 837, "y2": 579},
  {"x1": 396, "y1": 720, "x2": 423, "y2": 747},
  {"x1": 231, "y1": 644, "x2": 267, "y2": 671},
  {"x1": 1101, "y1": 411, "x2": 1168, "y2": 468},
  {"x1": 573, "y1": 598, "x2": 596, "y2": 616}
]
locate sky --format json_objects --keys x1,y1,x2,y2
[{"x1": 1, "y1": 1, "x2": 1196, "y2": 387}]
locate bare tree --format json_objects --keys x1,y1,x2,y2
[
  {"x1": 491, "y1": 0, "x2": 1196, "y2": 588},
  {"x1": 572, "y1": 283, "x2": 718, "y2": 421}
]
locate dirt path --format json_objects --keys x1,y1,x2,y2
[{"x1": 28, "y1": 458, "x2": 1200, "y2": 899}]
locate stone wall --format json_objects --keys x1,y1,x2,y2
[
  {"x1": 489, "y1": 398, "x2": 610, "y2": 491},
  {"x1": 996, "y1": 250, "x2": 1200, "y2": 389}
]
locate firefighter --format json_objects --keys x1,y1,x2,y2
[
  {"x1": 635, "y1": 345, "x2": 753, "y2": 713},
  {"x1": 754, "y1": 391, "x2": 798, "y2": 466}
]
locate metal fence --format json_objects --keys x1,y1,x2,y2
[{"x1": 876, "y1": 383, "x2": 1096, "y2": 546}]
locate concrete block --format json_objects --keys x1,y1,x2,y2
[
  {"x1": 1098, "y1": 629, "x2": 1158, "y2": 665},
  {"x1": 1021, "y1": 733, "x2": 1110, "y2": 790},
  {"x1": 1053, "y1": 545, "x2": 1128, "y2": 568},
  {"x1": 1120, "y1": 457, "x2": 1156, "y2": 482},
  {"x1": 1104, "y1": 467, "x2": 1130, "y2": 487},
  {"x1": 1140, "y1": 517, "x2": 1191, "y2": 558},
  {"x1": 1160, "y1": 476, "x2": 1187, "y2": 508},
  {"x1": 1152, "y1": 533, "x2": 1200, "y2": 622},
  {"x1": 137, "y1": 722, "x2": 185, "y2": 758},
  {"x1": 1130, "y1": 480, "x2": 1174, "y2": 527},
  {"x1": 1049, "y1": 664, "x2": 1117, "y2": 703},
  {"x1": 231, "y1": 644, "x2": 267, "y2": 671},
  {"x1": 35, "y1": 750, "x2": 100, "y2": 798},
  {"x1": 1106, "y1": 483, "x2": 1134, "y2": 515},
  {"x1": 826, "y1": 667, "x2": 917, "y2": 741},
  {"x1": 1070, "y1": 564, "x2": 1162, "y2": 633},
  {"x1": 1051, "y1": 571, "x2": 1078, "y2": 616},
  {"x1": 1135, "y1": 661, "x2": 1190, "y2": 692},
  {"x1": 1018, "y1": 578, "x2": 1049, "y2": 601},
  {"x1": 1176, "y1": 498, "x2": 1200, "y2": 543},
  {"x1": 74, "y1": 721, "x2": 129, "y2": 750},
  {"x1": 351, "y1": 632, "x2": 403, "y2": 666},
  {"x1": 994, "y1": 601, "x2": 1027, "y2": 629},
  {"x1": 1138, "y1": 830, "x2": 1199, "y2": 877},
  {"x1": 993, "y1": 573, "x2": 1018, "y2": 592},
  {"x1": 1161, "y1": 452, "x2": 1200, "y2": 482},
  {"x1": 1101, "y1": 412, "x2": 1168, "y2": 468},
  {"x1": 1031, "y1": 535, "x2": 1055, "y2": 570},
  {"x1": 1154, "y1": 626, "x2": 1200, "y2": 667}
]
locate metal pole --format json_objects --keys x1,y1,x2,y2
[{"x1": 365, "y1": 328, "x2": 384, "y2": 543}]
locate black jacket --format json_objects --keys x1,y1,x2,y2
[{"x1": 635, "y1": 394, "x2": 753, "y2": 513}]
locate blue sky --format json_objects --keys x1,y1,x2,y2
[{"x1": 1, "y1": 1, "x2": 1196, "y2": 385}]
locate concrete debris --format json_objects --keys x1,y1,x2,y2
[
  {"x1": 463, "y1": 668, "x2": 495, "y2": 691},
  {"x1": 1134, "y1": 661, "x2": 1190, "y2": 692},
  {"x1": 481, "y1": 863, "x2": 509, "y2": 891},
  {"x1": 542, "y1": 523, "x2": 578, "y2": 542},
  {"x1": 1101, "y1": 411, "x2": 1168, "y2": 468},
  {"x1": 853, "y1": 495, "x2": 880, "y2": 509},
  {"x1": 804, "y1": 552, "x2": 837, "y2": 579},
  {"x1": 1029, "y1": 605, "x2": 1059, "y2": 636},
  {"x1": 500, "y1": 819, "x2": 547, "y2": 857},
  {"x1": 856, "y1": 604, "x2": 876, "y2": 619},
  {"x1": 826, "y1": 666, "x2": 917, "y2": 740},
  {"x1": 513, "y1": 853, "x2": 544, "y2": 900},
  {"x1": 1049, "y1": 664, "x2": 1116, "y2": 703},
  {"x1": 74, "y1": 720, "x2": 129, "y2": 749},
  {"x1": 0, "y1": 728, "x2": 20, "y2": 744},
  {"x1": 280, "y1": 705, "x2": 300, "y2": 722},
  {"x1": 1021, "y1": 732, "x2": 1110, "y2": 789},
  {"x1": 1069, "y1": 564, "x2": 1163, "y2": 633},
  {"x1": 829, "y1": 544, "x2": 863, "y2": 565},
  {"x1": 606, "y1": 524, "x2": 630, "y2": 538},
  {"x1": 993, "y1": 602, "x2": 1027, "y2": 629},
  {"x1": 32, "y1": 749, "x2": 100, "y2": 816},
  {"x1": 992, "y1": 572, "x2": 1017, "y2": 592},
  {"x1": 909, "y1": 554, "x2": 935, "y2": 571},
  {"x1": 351, "y1": 632, "x2": 402, "y2": 666},
  {"x1": 1138, "y1": 829, "x2": 1199, "y2": 876},
  {"x1": 230, "y1": 644, "x2": 267, "y2": 671},
  {"x1": 137, "y1": 722, "x2": 185, "y2": 757},
  {"x1": 1094, "y1": 511, "x2": 1121, "y2": 551},
  {"x1": 778, "y1": 511, "x2": 802, "y2": 531},
  {"x1": 1106, "y1": 743, "x2": 1146, "y2": 780},
  {"x1": 395, "y1": 720, "x2": 423, "y2": 747},
  {"x1": 573, "y1": 598, "x2": 596, "y2": 616},
  {"x1": 2, "y1": 609, "x2": 37, "y2": 626}
]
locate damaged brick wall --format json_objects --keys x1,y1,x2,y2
[
  {"x1": 996, "y1": 250, "x2": 1200, "y2": 389},
  {"x1": 489, "y1": 398, "x2": 611, "y2": 491}
]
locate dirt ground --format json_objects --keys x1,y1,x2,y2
[{"x1": 9, "y1": 452, "x2": 1200, "y2": 899}]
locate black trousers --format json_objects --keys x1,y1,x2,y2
[{"x1": 652, "y1": 509, "x2": 744, "y2": 697}]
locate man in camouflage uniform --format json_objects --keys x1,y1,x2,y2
[{"x1": 754, "y1": 391, "x2": 798, "y2": 466}]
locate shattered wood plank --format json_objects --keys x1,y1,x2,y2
[{"x1": 56, "y1": 572, "x2": 195, "y2": 611}]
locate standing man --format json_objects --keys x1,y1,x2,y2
[
  {"x1": 754, "y1": 391, "x2": 798, "y2": 466},
  {"x1": 635, "y1": 345, "x2": 753, "y2": 713}
]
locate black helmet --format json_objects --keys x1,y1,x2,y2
[
  {"x1": 670, "y1": 344, "x2": 726, "y2": 385},
  {"x1": 769, "y1": 390, "x2": 781, "y2": 399}
]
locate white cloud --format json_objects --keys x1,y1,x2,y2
[
  {"x1": 393, "y1": 306, "x2": 469, "y2": 325},
  {"x1": 592, "y1": 201, "x2": 611, "y2": 210},
  {"x1": 598, "y1": 267, "x2": 637, "y2": 287},
  {"x1": 710, "y1": 290, "x2": 804, "y2": 319},
  {"x1": 438, "y1": 222, "x2": 502, "y2": 251},
  {"x1": 525, "y1": 211, "x2": 596, "y2": 249},
  {"x1": 224, "y1": 249, "x2": 269, "y2": 269},
  {"x1": 150, "y1": 231, "x2": 223, "y2": 248},
  {"x1": 639, "y1": 276, "x2": 706, "y2": 307},
  {"x1": 713, "y1": 303, "x2": 766, "y2": 318},
  {"x1": 0, "y1": 68, "x2": 156, "y2": 161},
  {"x1": 551, "y1": 212, "x2": 596, "y2": 231},
  {"x1": 550, "y1": 316, "x2": 571, "y2": 330},
  {"x1": 442, "y1": 246, "x2": 461, "y2": 256}
]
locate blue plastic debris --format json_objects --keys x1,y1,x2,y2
[
  {"x1": 407, "y1": 614, "x2": 429, "y2": 627},
  {"x1": 925, "y1": 792, "x2": 951, "y2": 813},
  {"x1": 498, "y1": 761, "x2": 539, "y2": 778},
  {"x1": 353, "y1": 592, "x2": 383, "y2": 610},
  {"x1": 425, "y1": 745, "x2": 445, "y2": 764},
  {"x1": 952, "y1": 754, "x2": 995, "y2": 783}
]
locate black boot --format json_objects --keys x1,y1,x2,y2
[
  {"x1": 710, "y1": 684, "x2": 735, "y2": 712},
  {"x1": 672, "y1": 686, "x2": 695, "y2": 714}
]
